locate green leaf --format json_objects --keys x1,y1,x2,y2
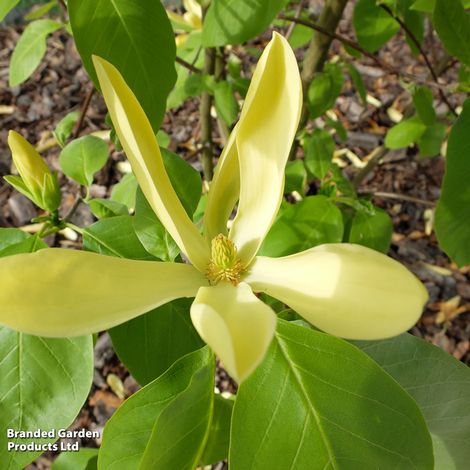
[
  {"x1": 109, "y1": 298, "x2": 204, "y2": 386},
  {"x1": 412, "y1": 0, "x2": 470, "y2": 12},
  {"x1": 201, "y1": 395, "x2": 233, "y2": 465},
  {"x1": 167, "y1": 34, "x2": 204, "y2": 109},
  {"x1": 140, "y1": 358, "x2": 215, "y2": 469},
  {"x1": 307, "y1": 63, "x2": 344, "y2": 118},
  {"x1": 98, "y1": 347, "x2": 215, "y2": 470},
  {"x1": 59, "y1": 135, "x2": 108, "y2": 186},
  {"x1": 403, "y1": 1, "x2": 425, "y2": 55},
  {"x1": 9, "y1": 19, "x2": 61, "y2": 86},
  {"x1": 355, "y1": 333, "x2": 470, "y2": 470},
  {"x1": 83, "y1": 215, "x2": 156, "y2": 260},
  {"x1": 347, "y1": 63, "x2": 367, "y2": 104},
  {"x1": 110, "y1": 172, "x2": 138, "y2": 210},
  {"x1": 304, "y1": 129, "x2": 335, "y2": 179},
  {"x1": 54, "y1": 111, "x2": 80, "y2": 147},
  {"x1": 418, "y1": 122, "x2": 447, "y2": 157},
  {"x1": 325, "y1": 116, "x2": 348, "y2": 141},
  {"x1": 0, "y1": 0, "x2": 19, "y2": 22},
  {"x1": 88, "y1": 198, "x2": 129, "y2": 219},
  {"x1": 51, "y1": 448, "x2": 98, "y2": 470},
  {"x1": 214, "y1": 81, "x2": 239, "y2": 127},
  {"x1": 412, "y1": 86, "x2": 436, "y2": 125},
  {"x1": 353, "y1": 0, "x2": 400, "y2": 52},
  {"x1": 161, "y1": 148, "x2": 202, "y2": 217},
  {"x1": 434, "y1": 0, "x2": 470, "y2": 67},
  {"x1": 68, "y1": 0, "x2": 176, "y2": 131},
  {"x1": 0, "y1": 227, "x2": 30, "y2": 251},
  {"x1": 156, "y1": 130, "x2": 170, "y2": 148},
  {"x1": 3, "y1": 174, "x2": 34, "y2": 202},
  {"x1": 202, "y1": 0, "x2": 290, "y2": 47},
  {"x1": 133, "y1": 187, "x2": 179, "y2": 261},
  {"x1": 0, "y1": 324, "x2": 93, "y2": 469},
  {"x1": 435, "y1": 99, "x2": 470, "y2": 266},
  {"x1": 230, "y1": 320, "x2": 434, "y2": 469},
  {"x1": 385, "y1": 115, "x2": 427, "y2": 149},
  {"x1": 348, "y1": 206, "x2": 393, "y2": 253},
  {"x1": 25, "y1": 1, "x2": 58, "y2": 21},
  {"x1": 0, "y1": 234, "x2": 47, "y2": 257},
  {"x1": 259, "y1": 196, "x2": 344, "y2": 257},
  {"x1": 287, "y1": 23, "x2": 311, "y2": 48},
  {"x1": 284, "y1": 160, "x2": 307, "y2": 195}
]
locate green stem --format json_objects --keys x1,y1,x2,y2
[{"x1": 200, "y1": 47, "x2": 216, "y2": 181}]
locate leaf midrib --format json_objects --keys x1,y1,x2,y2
[{"x1": 275, "y1": 333, "x2": 339, "y2": 470}]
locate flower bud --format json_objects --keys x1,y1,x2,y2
[{"x1": 5, "y1": 131, "x2": 61, "y2": 212}]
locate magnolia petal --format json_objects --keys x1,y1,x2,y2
[
  {"x1": 0, "y1": 248, "x2": 206, "y2": 337},
  {"x1": 204, "y1": 124, "x2": 240, "y2": 241},
  {"x1": 190, "y1": 282, "x2": 276, "y2": 382},
  {"x1": 229, "y1": 33, "x2": 302, "y2": 265},
  {"x1": 245, "y1": 244, "x2": 428, "y2": 340},
  {"x1": 92, "y1": 56, "x2": 210, "y2": 272}
]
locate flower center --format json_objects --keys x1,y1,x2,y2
[{"x1": 206, "y1": 234, "x2": 245, "y2": 285}]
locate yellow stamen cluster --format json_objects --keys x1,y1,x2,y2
[{"x1": 206, "y1": 234, "x2": 245, "y2": 285}]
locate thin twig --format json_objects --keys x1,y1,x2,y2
[
  {"x1": 62, "y1": 193, "x2": 83, "y2": 223},
  {"x1": 352, "y1": 146, "x2": 388, "y2": 190},
  {"x1": 362, "y1": 191, "x2": 436, "y2": 207},
  {"x1": 280, "y1": 14, "x2": 395, "y2": 73},
  {"x1": 280, "y1": 14, "x2": 448, "y2": 91},
  {"x1": 72, "y1": 86, "x2": 95, "y2": 139},
  {"x1": 175, "y1": 56, "x2": 201, "y2": 74},
  {"x1": 380, "y1": 4, "x2": 457, "y2": 117},
  {"x1": 285, "y1": 0, "x2": 307, "y2": 40}
]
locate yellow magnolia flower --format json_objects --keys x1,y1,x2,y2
[
  {"x1": 167, "y1": 0, "x2": 202, "y2": 48},
  {"x1": 4, "y1": 131, "x2": 61, "y2": 212},
  {"x1": 0, "y1": 34, "x2": 428, "y2": 382}
]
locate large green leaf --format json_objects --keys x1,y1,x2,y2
[
  {"x1": 201, "y1": 395, "x2": 233, "y2": 465},
  {"x1": 434, "y1": 0, "x2": 470, "y2": 67},
  {"x1": 435, "y1": 99, "x2": 470, "y2": 266},
  {"x1": 59, "y1": 135, "x2": 109, "y2": 186},
  {"x1": 52, "y1": 448, "x2": 99, "y2": 470},
  {"x1": 9, "y1": 19, "x2": 61, "y2": 86},
  {"x1": 202, "y1": 0, "x2": 290, "y2": 47},
  {"x1": 355, "y1": 333, "x2": 470, "y2": 470},
  {"x1": 68, "y1": 0, "x2": 176, "y2": 131},
  {"x1": 83, "y1": 215, "x2": 156, "y2": 260},
  {"x1": 353, "y1": 0, "x2": 400, "y2": 52},
  {"x1": 109, "y1": 298, "x2": 204, "y2": 385},
  {"x1": 98, "y1": 347, "x2": 215, "y2": 470},
  {"x1": 258, "y1": 196, "x2": 344, "y2": 257},
  {"x1": 0, "y1": 0, "x2": 19, "y2": 22},
  {"x1": 0, "y1": 329, "x2": 93, "y2": 469},
  {"x1": 412, "y1": 0, "x2": 470, "y2": 11},
  {"x1": 133, "y1": 188, "x2": 179, "y2": 261},
  {"x1": 161, "y1": 148, "x2": 202, "y2": 217},
  {"x1": 230, "y1": 320, "x2": 434, "y2": 469}
]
